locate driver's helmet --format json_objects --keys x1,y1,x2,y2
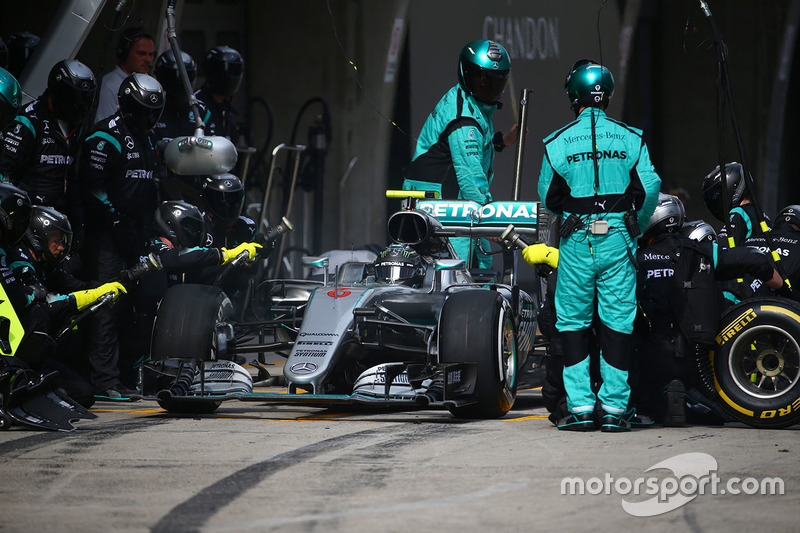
[
  {"x1": 457, "y1": 39, "x2": 510, "y2": 105},
  {"x1": 565, "y1": 58, "x2": 614, "y2": 114},
  {"x1": 680, "y1": 219, "x2": 717, "y2": 243},
  {"x1": 203, "y1": 45, "x2": 244, "y2": 98},
  {"x1": 118, "y1": 73, "x2": 165, "y2": 135},
  {"x1": 374, "y1": 243, "x2": 425, "y2": 287},
  {"x1": 154, "y1": 200, "x2": 206, "y2": 248},
  {"x1": 201, "y1": 173, "x2": 244, "y2": 228},
  {"x1": 154, "y1": 49, "x2": 197, "y2": 108},
  {"x1": 701, "y1": 161, "x2": 748, "y2": 222},
  {"x1": 47, "y1": 59, "x2": 97, "y2": 125},
  {"x1": 24, "y1": 205, "x2": 72, "y2": 265},
  {"x1": 0, "y1": 182, "x2": 31, "y2": 246},
  {"x1": 643, "y1": 193, "x2": 686, "y2": 241},
  {"x1": 0, "y1": 67, "x2": 22, "y2": 130},
  {"x1": 773, "y1": 204, "x2": 800, "y2": 230}
]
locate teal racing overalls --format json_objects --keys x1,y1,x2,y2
[
  {"x1": 403, "y1": 85, "x2": 500, "y2": 268},
  {"x1": 538, "y1": 107, "x2": 661, "y2": 416}
]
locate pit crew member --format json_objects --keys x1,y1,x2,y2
[
  {"x1": 538, "y1": 59, "x2": 661, "y2": 432},
  {"x1": 402, "y1": 39, "x2": 519, "y2": 268}
]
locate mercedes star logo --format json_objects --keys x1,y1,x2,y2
[{"x1": 290, "y1": 362, "x2": 318, "y2": 375}]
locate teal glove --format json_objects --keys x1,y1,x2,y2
[
  {"x1": 221, "y1": 242, "x2": 262, "y2": 264},
  {"x1": 72, "y1": 282, "x2": 127, "y2": 311}
]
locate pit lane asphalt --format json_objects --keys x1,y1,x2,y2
[{"x1": 0, "y1": 372, "x2": 797, "y2": 533}]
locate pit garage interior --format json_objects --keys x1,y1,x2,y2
[{"x1": 4, "y1": 0, "x2": 800, "y2": 288}]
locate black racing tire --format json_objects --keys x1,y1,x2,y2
[
  {"x1": 151, "y1": 284, "x2": 234, "y2": 361},
  {"x1": 0, "y1": 411, "x2": 12, "y2": 430},
  {"x1": 712, "y1": 297, "x2": 800, "y2": 429},
  {"x1": 439, "y1": 290, "x2": 517, "y2": 419},
  {"x1": 157, "y1": 398, "x2": 222, "y2": 415}
]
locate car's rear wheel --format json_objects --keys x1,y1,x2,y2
[
  {"x1": 712, "y1": 297, "x2": 800, "y2": 428},
  {"x1": 439, "y1": 290, "x2": 517, "y2": 418}
]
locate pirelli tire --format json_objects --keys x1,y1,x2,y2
[
  {"x1": 151, "y1": 285, "x2": 234, "y2": 415},
  {"x1": 151, "y1": 284, "x2": 234, "y2": 361},
  {"x1": 439, "y1": 290, "x2": 517, "y2": 419},
  {"x1": 711, "y1": 297, "x2": 800, "y2": 429}
]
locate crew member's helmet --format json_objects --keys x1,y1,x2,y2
[
  {"x1": 201, "y1": 173, "x2": 244, "y2": 229},
  {"x1": 47, "y1": 59, "x2": 97, "y2": 125},
  {"x1": 565, "y1": 59, "x2": 615, "y2": 114},
  {"x1": 0, "y1": 182, "x2": 31, "y2": 246},
  {"x1": 203, "y1": 45, "x2": 244, "y2": 98},
  {"x1": 680, "y1": 219, "x2": 717, "y2": 243},
  {"x1": 457, "y1": 40, "x2": 510, "y2": 105},
  {"x1": 154, "y1": 49, "x2": 197, "y2": 108},
  {"x1": 643, "y1": 193, "x2": 686, "y2": 241},
  {"x1": 154, "y1": 200, "x2": 206, "y2": 248},
  {"x1": 373, "y1": 243, "x2": 425, "y2": 287},
  {"x1": 117, "y1": 73, "x2": 165, "y2": 135},
  {"x1": 0, "y1": 67, "x2": 22, "y2": 130},
  {"x1": 701, "y1": 161, "x2": 748, "y2": 222},
  {"x1": 24, "y1": 205, "x2": 72, "y2": 265},
  {"x1": 773, "y1": 205, "x2": 800, "y2": 230}
]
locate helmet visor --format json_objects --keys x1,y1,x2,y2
[
  {"x1": 701, "y1": 180, "x2": 726, "y2": 222},
  {"x1": 207, "y1": 190, "x2": 244, "y2": 226},
  {"x1": 178, "y1": 214, "x2": 206, "y2": 248},
  {"x1": 54, "y1": 87, "x2": 96, "y2": 124},
  {"x1": 127, "y1": 105, "x2": 164, "y2": 134},
  {"x1": 476, "y1": 69, "x2": 510, "y2": 103},
  {"x1": 2, "y1": 200, "x2": 31, "y2": 244},
  {"x1": 375, "y1": 264, "x2": 416, "y2": 284}
]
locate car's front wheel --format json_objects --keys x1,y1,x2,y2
[{"x1": 439, "y1": 290, "x2": 517, "y2": 418}]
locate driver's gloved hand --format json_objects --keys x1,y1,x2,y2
[
  {"x1": 522, "y1": 243, "x2": 559, "y2": 269},
  {"x1": 221, "y1": 242, "x2": 263, "y2": 265},
  {"x1": 71, "y1": 282, "x2": 127, "y2": 311}
]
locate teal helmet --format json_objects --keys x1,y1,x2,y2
[
  {"x1": 457, "y1": 40, "x2": 511, "y2": 105},
  {"x1": 565, "y1": 59, "x2": 614, "y2": 114},
  {"x1": 0, "y1": 67, "x2": 22, "y2": 130}
]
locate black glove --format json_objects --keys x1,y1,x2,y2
[{"x1": 776, "y1": 284, "x2": 800, "y2": 303}]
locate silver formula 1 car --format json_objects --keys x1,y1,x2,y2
[{"x1": 142, "y1": 193, "x2": 549, "y2": 418}]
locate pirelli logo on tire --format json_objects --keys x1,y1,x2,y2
[
  {"x1": 758, "y1": 396, "x2": 800, "y2": 419},
  {"x1": 715, "y1": 308, "x2": 756, "y2": 345}
]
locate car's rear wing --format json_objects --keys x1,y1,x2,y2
[
  {"x1": 416, "y1": 199, "x2": 543, "y2": 238},
  {"x1": 386, "y1": 192, "x2": 551, "y2": 251}
]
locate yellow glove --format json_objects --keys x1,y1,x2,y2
[
  {"x1": 221, "y1": 242, "x2": 263, "y2": 264},
  {"x1": 72, "y1": 282, "x2": 127, "y2": 311},
  {"x1": 522, "y1": 243, "x2": 559, "y2": 269}
]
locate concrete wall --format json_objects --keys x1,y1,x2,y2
[
  {"x1": 4, "y1": 0, "x2": 796, "y2": 253},
  {"x1": 245, "y1": 0, "x2": 408, "y2": 254}
]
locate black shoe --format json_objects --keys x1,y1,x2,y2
[
  {"x1": 624, "y1": 407, "x2": 654, "y2": 428},
  {"x1": 663, "y1": 380, "x2": 686, "y2": 427},
  {"x1": 556, "y1": 412, "x2": 596, "y2": 431},
  {"x1": 600, "y1": 411, "x2": 631, "y2": 432},
  {"x1": 95, "y1": 385, "x2": 142, "y2": 402}
]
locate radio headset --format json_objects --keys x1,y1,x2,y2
[{"x1": 116, "y1": 27, "x2": 152, "y2": 63}]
